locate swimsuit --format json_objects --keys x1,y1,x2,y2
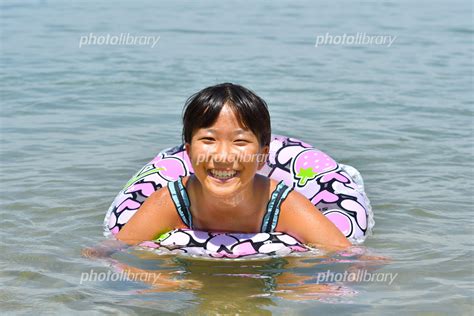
[{"x1": 167, "y1": 177, "x2": 293, "y2": 233}]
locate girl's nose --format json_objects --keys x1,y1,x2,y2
[{"x1": 212, "y1": 142, "x2": 236, "y2": 164}]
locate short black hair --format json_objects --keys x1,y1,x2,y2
[{"x1": 182, "y1": 83, "x2": 271, "y2": 147}]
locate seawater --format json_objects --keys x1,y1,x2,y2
[{"x1": 1, "y1": 0, "x2": 472, "y2": 314}]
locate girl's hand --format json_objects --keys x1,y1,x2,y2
[
  {"x1": 81, "y1": 239, "x2": 130, "y2": 259},
  {"x1": 81, "y1": 247, "x2": 111, "y2": 259}
]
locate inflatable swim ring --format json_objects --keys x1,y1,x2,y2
[{"x1": 104, "y1": 135, "x2": 374, "y2": 259}]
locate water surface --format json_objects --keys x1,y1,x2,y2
[{"x1": 1, "y1": 0, "x2": 473, "y2": 314}]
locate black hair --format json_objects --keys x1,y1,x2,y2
[{"x1": 182, "y1": 83, "x2": 271, "y2": 147}]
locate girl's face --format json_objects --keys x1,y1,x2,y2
[{"x1": 185, "y1": 103, "x2": 269, "y2": 198}]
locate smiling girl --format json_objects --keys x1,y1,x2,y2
[{"x1": 113, "y1": 83, "x2": 350, "y2": 251}]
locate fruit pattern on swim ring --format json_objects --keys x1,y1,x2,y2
[{"x1": 104, "y1": 135, "x2": 374, "y2": 257}]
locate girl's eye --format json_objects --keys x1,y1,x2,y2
[
  {"x1": 234, "y1": 139, "x2": 250, "y2": 145},
  {"x1": 200, "y1": 137, "x2": 215, "y2": 141}
]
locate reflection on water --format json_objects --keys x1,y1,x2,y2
[{"x1": 87, "y1": 248, "x2": 388, "y2": 314}]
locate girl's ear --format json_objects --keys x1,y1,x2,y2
[
  {"x1": 257, "y1": 145, "x2": 270, "y2": 170},
  {"x1": 185, "y1": 143, "x2": 191, "y2": 157}
]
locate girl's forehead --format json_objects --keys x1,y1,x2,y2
[
  {"x1": 216, "y1": 105, "x2": 240, "y2": 120},
  {"x1": 203, "y1": 105, "x2": 250, "y2": 131},
  {"x1": 200, "y1": 127, "x2": 251, "y2": 135},
  {"x1": 191, "y1": 103, "x2": 260, "y2": 138}
]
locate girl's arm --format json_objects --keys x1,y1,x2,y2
[
  {"x1": 276, "y1": 190, "x2": 352, "y2": 251},
  {"x1": 114, "y1": 187, "x2": 180, "y2": 245},
  {"x1": 82, "y1": 187, "x2": 180, "y2": 258}
]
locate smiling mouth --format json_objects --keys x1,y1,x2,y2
[{"x1": 207, "y1": 169, "x2": 239, "y2": 181}]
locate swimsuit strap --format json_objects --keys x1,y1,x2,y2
[
  {"x1": 167, "y1": 177, "x2": 193, "y2": 229},
  {"x1": 260, "y1": 180, "x2": 293, "y2": 233}
]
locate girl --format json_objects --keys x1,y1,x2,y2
[{"x1": 115, "y1": 83, "x2": 350, "y2": 251}]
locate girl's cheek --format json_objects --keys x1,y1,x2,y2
[{"x1": 192, "y1": 148, "x2": 212, "y2": 166}]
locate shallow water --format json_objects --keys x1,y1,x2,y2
[{"x1": 1, "y1": 0, "x2": 473, "y2": 314}]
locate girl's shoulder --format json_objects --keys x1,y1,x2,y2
[{"x1": 115, "y1": 184, "x2": 185, "y2": 244}]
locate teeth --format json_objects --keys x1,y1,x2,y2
[{"x1": 210, "y1": 169, "x2": 237, "y2": 179}]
